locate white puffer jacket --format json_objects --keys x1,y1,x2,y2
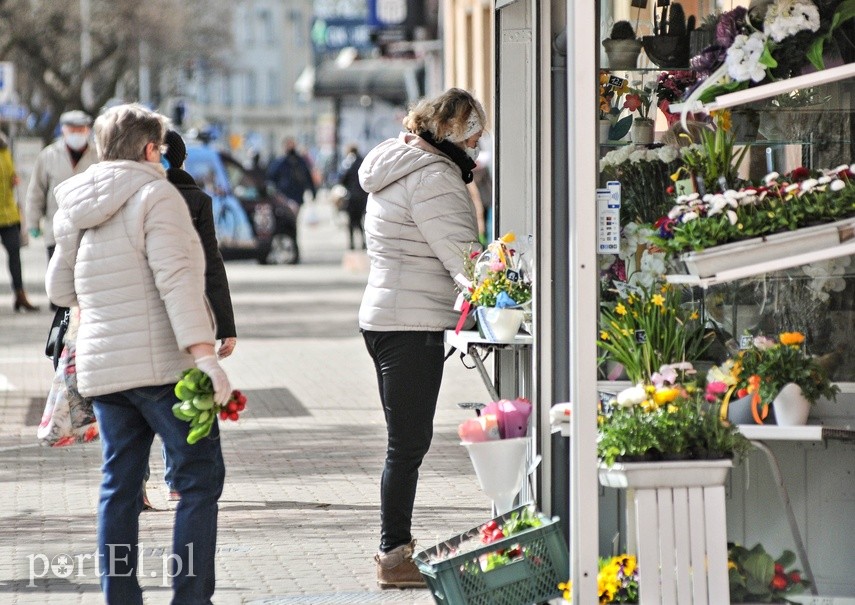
[
  {"x1": 358, "y1": 132, "x2": 479, "y2": 331},
  {"x1": 46, "y1": 160, "x2": 214, "y2": 397}
]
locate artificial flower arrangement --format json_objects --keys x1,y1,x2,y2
[
  {"x1": 558, "y1": 554, "x2": 640, "y2": 604},
  {"x1": 655, "y1": 70, "x2": 698, "y2": 127},
  {"x1": 622, "y1": 80, "x2": 657, "y2": 124},
  {"x1": 688, "y1": 0, "x2": 855, "y2": 105},
  {"x1": 598, "y1": 362, "x2": 752, "y2": 467},
  {"x1": 599, "y1": 71, "x2": 633, "y2": 141},
  {"x1": 599, "y1": 143, "x2": 691, "y2": 224},
  {"x1": 651, "y1": 164, "x2": 855, "y2": 255},
  {"x1": 707, "y1": 331, "x2": 839, "y2": 423},
  {"x1": 598, "y1": 282, "x2": 710, "y2": 384},
  {"x1": 728, "y1": 543, "x2": 810, "y2": 603},
  {"x1": 173, "y1": 368, "x2": 247, "y2": 444}
]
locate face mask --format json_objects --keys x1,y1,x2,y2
[
  {"x1": 160, "y1": 156, "x2": 171, "y2": 170},
  {"x1": 64, "y1": 133, "x2": 89, "y2": 151},
  {"x1": 465, "y1": 146, "x2": 480, "y2": 161}
]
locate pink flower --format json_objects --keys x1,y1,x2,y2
[
  {"x1": 489, "y1": 260, "x2": 506, "y2": 272},
  {"x1": 705, "y1": 381, "x2": 729, "y2": 402}
]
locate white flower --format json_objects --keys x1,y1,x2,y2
[
  {"x1": 800, "y1": 178, "x2": 819, "y2": 192},
  {"x1": 629, "y1": 149, "x2": 649, "y2": 163},
  {"x1": 616, "y1": 385, "x2": 647, "y2": 408},
  {"x1": 656, "y1": 145, "x2": 679, "y2": 163},
  {"x1": 726, "y1": 33, "x2": 769, "y2": 83},
  {"x1": 726, "y1": 210, "x2": 738, "y2": 225},
  {"x1": 830, "y1": 179, "x2": 846, "y2": 192},
  {"x1": 785, "y1": 183, "x2": 801, "y2": 193},
  {"x1": 764, "y1": 0, "x2": 820, "y2": 42},
  {"x1": 764, "y1": 171, "x2": 780, "y2": 185},
  {"x1": 681, "y1": 211, "x2": 699, "y2": 222}
]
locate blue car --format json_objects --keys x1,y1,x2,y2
[{"x1": 184, "y1": 145, "x2": 300, "y2": 264}]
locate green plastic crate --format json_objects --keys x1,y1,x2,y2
[{"x1": 414, "y1": 506, "x2": 569, "y2": 605}]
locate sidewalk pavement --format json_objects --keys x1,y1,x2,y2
[{"x1": 0, "y1": 197, "x2": 501, "y2": 604}]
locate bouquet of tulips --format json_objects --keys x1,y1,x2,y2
[{"x1": 173, "y1": 368, "x2": 247, "y2": 444}]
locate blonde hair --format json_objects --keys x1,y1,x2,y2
[
  {"x1": 402, "y1": 88, "x2": 486, "y2": 142},
  {"x1": 94, "y1": 103, "x2": 167, "y2": 162}
]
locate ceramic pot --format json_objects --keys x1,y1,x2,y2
[
  {"x1": 602, "y1": 38, "x2": 642, "y2": 70},
  {"x1": 642, "y1": 35, "x2": 690, "y2": 68},
  {"x1": 726, "y1": 394, "x2": 775, "y2": 425},
  {"x1": 772, "y1": 383, "x2": 811, "y2": 426},
  {"x1": 475, "y1": 307, "x2": 525, "y2": 342},
  {"x1": 631, "y1": 118, "x2": 655, "y2": 144}
]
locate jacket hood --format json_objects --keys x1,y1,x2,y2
[
  {"x1": 359, "y1": 132, "x2": 453, "y2": 193},
  {"x1": 54, "y1": 160, "x2": 167, "y2": 230}
]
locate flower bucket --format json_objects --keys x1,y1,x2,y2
[
  {"x1": 476, "y1": 307, "x2": 525, "y2": 342},
  {"x1": 463, "y1": 437, "x2": 530, "y2": 514}
]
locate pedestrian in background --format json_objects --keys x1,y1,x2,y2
[
  {"x1": 25, "y1": 110, "x2": 98, "y2": 261},
  {"x1": 46, "y1": 103, "x2": 230, "y2": 605},
  {"x1": 0, "y1": 131, "x2": 39, "y2": 312},
  {"x1": 338, "y1": 143, "x2": 368, "y2": 250},
  {"x1": 358, "y1": 88, "x2": 485, "y2": 589},
  {"x1": 266, "y1": 137, "x2": 316, "y2": 208},
  {"x1": 143, "y1": 128, "x2": 237, "y2": 503}
]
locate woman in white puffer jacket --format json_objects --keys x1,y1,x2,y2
[{"x1": 359, "y1": 88, "x2": 484, "y2": 589}]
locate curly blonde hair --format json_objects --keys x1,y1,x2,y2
[{"x1": 402, "y1": 88, "x2": 486, "y2": 142}]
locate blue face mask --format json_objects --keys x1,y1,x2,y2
[{"x1": 160, "y1": 156, "x2": 170, "y2": 170}]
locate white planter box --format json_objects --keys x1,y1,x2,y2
[
  {"x1": 599, "y1": 460, "x2": 733, "y2": 605},
  {"x1": 677, "y1": 217, "x2": 855, "y2": 279}
]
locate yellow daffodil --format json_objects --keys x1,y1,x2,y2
[
  {"x1": 558, "y1": 580, "x2": 572, "y2": 600},
  {"x1": 499, "y1": 232, "x2": 516, "y2": 244},
  {"x1": 651, "y1": 294, "x2": 665, "y2": 307},
  {"x1": 600, "y1": 331, "x2": 610, "y2": 340},
  {"x1": 653, "y1": 387, "x2": 680, "y2": 405},
  {"x1": 690, "y1": 311, "x2": 699, "y2": 320},
  {"x1": 615, "y1": 303, "x2": 627, "y2": 316}
]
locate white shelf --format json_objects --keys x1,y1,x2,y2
[{"x1": 444, "y1": 329, "x2": 533, "y2": 350}]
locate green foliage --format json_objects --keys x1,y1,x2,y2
[
  {"x1": 597, "y1": 385, "x2": 752, "y2": 467},
  {"x1": 679, "y1": 111, "x2": 749, "y2": 194},
  {"x1": 728, "y1": 544, "x2": 810, "y2": 603}
]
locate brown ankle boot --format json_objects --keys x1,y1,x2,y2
[
  {"x1": 375, "y1": 541, "x2": 427, "y2": 589},
  {"x1": 13, "y1": 289, "x2": 39, "y2": 313}
]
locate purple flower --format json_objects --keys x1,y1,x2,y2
[{"x1": 716, "y1": 6, "x2": 749, "y2": 48}]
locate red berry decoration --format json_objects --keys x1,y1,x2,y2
[
  {"x1": 219, "y1": 411, "x2": 228, "y2": 420},
  {"x1": 228, "y1": 411, "x2": 239, "y2": 421}
]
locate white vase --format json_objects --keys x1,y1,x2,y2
[
  {"x1": 476, "y1": 307, "x2": 525, "y2": 342},
  {"x1": 773, "y1": 383, "x2": 811, "y2": 426}
]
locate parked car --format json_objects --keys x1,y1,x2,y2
[{"x1": 184, "y1": 144, "x2": 299, "y2": 264}]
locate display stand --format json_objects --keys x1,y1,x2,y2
[{"x1": 444, "y1": 329, "x2": 533, "y2": 401}]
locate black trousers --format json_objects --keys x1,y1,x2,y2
[
  {"x1": 362, "y1": 330, "x2": 445, "y2": 552},
  {"x1": 0, "y1": 223, "x2": 23, "y2": 291}
]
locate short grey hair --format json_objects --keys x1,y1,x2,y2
[{"x1": 93, "y1": 103, "x2": 167, "y2": 162}]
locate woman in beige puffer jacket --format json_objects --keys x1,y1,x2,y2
[{"x1": 360, "y1": 88, "x2": 484, "y2": 590}]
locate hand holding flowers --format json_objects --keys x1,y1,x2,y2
[{"x1": 173, "y1": 368, "x2": 247, "y2": 444}]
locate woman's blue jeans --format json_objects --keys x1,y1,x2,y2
[
  {"x1": 362, "y1": 330, "x2": 445, "y2": 552},
  {"x1": 93, "y1": 384, "x2": 225, "y2": 605}
]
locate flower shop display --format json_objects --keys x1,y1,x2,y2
[
  {"x1": 642, "y1": 2, "x2": 693, "y2": 68},
  {"x1": 599, "y1": 144, "x2": 689, "y2": 224},
  {"x1": 728, "y1": 543, "x2": 810, "y2": 603},
  {"x1": 602, "y1": 20, "x2": 643, "y2": 70},
  {"x1": 655, "y1": 70, "x2": 698, "y2": 127},
  {"x1": 459, "y1": 398, "x2": 532, "y2": 514},
  {"x1": 622, "y1": 81, "x2": 658, "y2": 144},
  {"x1": 414, "y1": 505, "x2": 569, "y2": 605},
  {"x1": 597, "y1": 363, "x2": 752, "y2": 466},
  {"x1": 455, "y1": 232, "x2": 532, "y2": 342},
  {"x1": 651, "y1": 164, "x2": 855, "y2": 268},
  {"x1": 173, "y1": 368, "x2": 247, "y2": 444},
  {"x1": 598, "y1": 283, "x2": 710, "y2": 384},
  {"x1": 709, "y1": 331, "x2": 839, "y2": 425}
]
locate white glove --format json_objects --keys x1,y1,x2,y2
[{"x1": 195, "y1": 355, "x2": 232, "y2": 406}]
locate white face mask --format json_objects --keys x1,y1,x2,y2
[
  {"x1": 465, "y1": 146, "x2": 480, "y2": 162},
  {"x1": 64, "y1": 133, "x2": 89, "y2": 151}
]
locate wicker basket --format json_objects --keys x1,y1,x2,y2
[{"x1": 414, "y1": 506, "x2": 569, "y2": 605}]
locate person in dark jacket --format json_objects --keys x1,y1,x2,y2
[
  {"x1": 266, "y1": 137, "x2": 316, "y2": 207},
  {"x1": 338, "y1": 144, "x2": 368, "y2": 250},
  {"x1": 141, "y1": 129, "x2": 237, "y2": 505}
]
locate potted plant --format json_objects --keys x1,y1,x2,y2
[
  {"x1": 728, "y1": 543, "x2": 811, "y2": 603},
  {"x1": 598, "y1": 282, "x2": 711, "y2": 384},
  {"x1": 622, "y1": 81, "x2": 658, "y2": 144},
  {"x1": 603, "y1": 21, "x2": 643, "y2": 70},
  {"x1": 599, "y1": 72, "x2": 633, "y2": 141},
  {"x1": 710, "y1": 332, "x2": 839, "y2": 426},
  {"x1": 642, "y1": 2, "x2": 694, "y2": 68},
  {"x1": 457, "y1": 232, "x2": 533, "y2": 342}
]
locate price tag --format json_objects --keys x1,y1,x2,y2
[
  {"x1": 635, "y1": 329, "x2": 647, "y2": 344},
  {"x1": 505, "y1": 269, "x2": 520, "y2": 282},
  {"x1": 597, "y1": 187, "x2": 621, "y2": 254}
]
